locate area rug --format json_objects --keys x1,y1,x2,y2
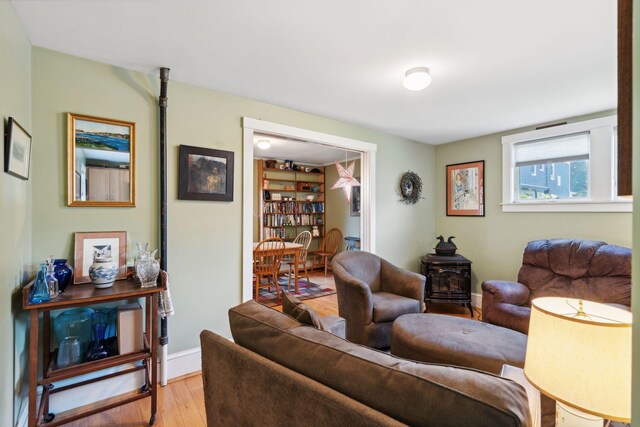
[{"x1": 257, "y1": 278, "x2": 336, "y2": 308}]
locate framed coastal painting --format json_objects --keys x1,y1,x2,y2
[
  {"x1": 67, "y1": 113, "x2": 135, "y2": 207},
  {"x1": 4, "y1": 117, "x2": 32, "y2": 180},
  {"x1": 178, "y1": 145, "x2": 234, "y2": 201},
  {"x1": 446, "y1": 160, "x2": 484, "y2": 217},
  {"x1": 74, "y1": 231, "x2": 127, "y2": 284}
]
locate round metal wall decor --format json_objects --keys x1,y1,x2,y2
[{"x1": 398, "y1": 170, "x2": 424, "y2": 204}]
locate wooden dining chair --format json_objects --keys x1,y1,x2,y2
[
  {"x1": 253, "y1": 237, "x2": 286, "y2": 301},
  {"x1": 281, "y1": 231, "x2": 312, "y2": 290},
  {"x1": 312, "y1": 228, "x2": 343, "y2": 276}
]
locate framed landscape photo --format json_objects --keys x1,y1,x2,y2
[
  {"x1": 67, "y1": 113, "x2": 135, "y2": 207},
  {"x1": 446, "y1": 160, "x2": 484, "y2": 216},
  {"x1": 178, "y1": 145, "x2": 234, "y2": 201},
  {"x1": 4, "y1": 117, "x2": 32, "y2": 180},
  {"x1": 74, "y1": 231, "x2": 127, "y2": 284}
]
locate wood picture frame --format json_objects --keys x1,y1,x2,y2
[
  {"x1": 74, "y1": 231, "x2": 127, "y2": 284},
  {"x1": 178, "y1": 145, "x2": 234, "y2": 201},
  {"x1": 4, "y1": 117, "x2": 32, "y2": 180},
  {"x1": 446, "y1": 160, "x2": 485, "y2": 217},
  {"x1": 67, "y1": 113, "x2": 136, "y2": 207}
]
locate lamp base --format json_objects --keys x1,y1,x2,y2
[{"x1": 556, "y1": 402, "x2": 603, "y2": 427}]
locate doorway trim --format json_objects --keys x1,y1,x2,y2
[{"x1": 242, "y1": 117, "x2": 377, "y2": 302}]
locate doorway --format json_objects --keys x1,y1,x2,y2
[{"x1": 242, "y1": 118, "x2": 377, "y2": 302}]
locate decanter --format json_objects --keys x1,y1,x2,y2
[
  {"x1": 30, "y1": 264, "x2": 50, "y2": 304},
  {"x1": 46, "y1": 257, "x2": 59, "y2": 298},
  {"x1": 136, "y1": 249, "x2": 160, "y2": 288}
]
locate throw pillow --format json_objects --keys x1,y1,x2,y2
[{"x1": 281, "y1": 291, "x2": 323, "y2": 329}]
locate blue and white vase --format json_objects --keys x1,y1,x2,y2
[{"x1": 89, "y1": 256, "x2": 118, "y2": 289}]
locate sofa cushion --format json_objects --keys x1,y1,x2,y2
[
  {"x1": 229, "y1": 301, "x2": 530, "y2": 427},
  {"x1": 281, "y1": 291, "x2": 322, "y2": 328},
  {"x1": 372, "y1": 292, "x2": 421, "y2": 322}
]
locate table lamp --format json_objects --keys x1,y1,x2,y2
[{"x1": 524, "y1": 297, "x2": 632, "y2": 426}]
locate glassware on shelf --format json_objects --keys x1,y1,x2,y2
[
  {"x1": 86, "y1": 310, "x2": 111, "y2": 361},
  {"x1": 29, "y1": 264, "x2": 50, "y2": 304},
  {"x1": 57, "y1": 337, "x2": 81, "y2": 369},
  {"x1": 136, "y1": 249, "x2": 160, "y2": 288},
  {"x1": 133, "y1": 242, "x2": 149, "y2": 284},
  {"x1": 46, "y1": 258, "x2": 59, "y2": 298},
  {"x1": 54, "y1": 308, "x2": 94, "y2": 356},
  {"x1": 53, "y1": 259, "x2": 73, "y2": 292}
]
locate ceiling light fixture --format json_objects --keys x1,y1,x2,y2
[
  {"x1": 403, "y1": 67, "x2": 431, "y2": 91},
  {"x1": 256, "y1": 139, "x2": 271, "y2": 149}
]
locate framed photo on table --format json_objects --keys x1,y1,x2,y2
[
  {"x1": 74, "y1": 231, "x2": 127, "y2": 284},
  {"x1": 446, "y1": 160, "x2": 484, "y2": 216},
  {"x1": 4, "y1": 117, "x2": 32, "y2": 180}
]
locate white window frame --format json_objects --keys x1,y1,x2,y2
[{"x1": 501, "y1": 115, "x2": 631, "y2": 212}]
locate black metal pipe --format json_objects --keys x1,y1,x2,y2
[{"x1": 159, "y1": 67, "x2": 169, "y2": 347}]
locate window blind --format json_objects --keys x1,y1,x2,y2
[{"x1": 514, "y1": 132, "x2": 590, "y2": 167}]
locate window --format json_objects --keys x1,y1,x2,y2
[{"x1": 502, "y1": 115, "x2": 629, "y2": 212}]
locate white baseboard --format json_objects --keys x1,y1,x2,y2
[
  {"x1": 471, "y1": 292, "x2": 482, "y2": 309},
  {"x1": 17, "y1": 346, "x2": 202, "y2": 426},
  {"x1": 166, "y1": 346, "x2": 201, "y2": 379}
]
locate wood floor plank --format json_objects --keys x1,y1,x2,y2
[{"x1": 170, "y1": 379, "x2": 206, "y2": 427}]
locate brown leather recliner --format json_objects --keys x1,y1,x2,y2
[
  {"x1": 482, "y1": 239, "x2": 631, "y2": 334},
  {"x1": 332, "y1": 251, "x2": 425, "y2": 349}
]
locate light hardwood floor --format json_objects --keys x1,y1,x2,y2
[{"x1": 60, "y1": 269, "x2": 480, "y2": 425}]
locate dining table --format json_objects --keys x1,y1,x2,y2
[{"x1": 253, "y1": 241, "x2": 304, "y2": 294}]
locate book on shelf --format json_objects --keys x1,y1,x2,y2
[{"x1": 117, "y1": 303, "x2": 144, "y2": 355}]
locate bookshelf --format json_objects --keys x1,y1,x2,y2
[{"x1": 258, "y1": 160, "x2": 325, "y2": 245}]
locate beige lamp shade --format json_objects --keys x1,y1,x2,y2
[{"x1": 524, "y1": 297, "x2": 632, "y2": 422}]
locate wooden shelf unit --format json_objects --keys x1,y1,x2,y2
[
  {"x1": 259, "y1": 161, "x2": 325, "y2": 244},
  {"x1": 23, "y1": 279, "x2": 165, "y2": 427}
]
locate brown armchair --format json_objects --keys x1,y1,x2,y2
[
  {"x1": 332, "y1": 251, "x2": 425, "y2": 349},
  {"x1": 482, "y1": 239, "x2": 631, "y2": 334}
]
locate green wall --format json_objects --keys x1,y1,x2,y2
[
  {"x1": 435, "y1": 110, "x2": 631, "y2": 295},
  {"x1": 0, "y1": 2, "x2": 32, "y2": 425},
  {"x1": 326, "y1": 159, "x2": 361, "y2": 242},
  {"x1": 30, "y1": 48, "x2": 435, "y2": 355}
]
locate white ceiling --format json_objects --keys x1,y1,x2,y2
[
  {"x1": 11, "y1": 0, "x2": 616, "y2": 145},
  {"x1": 253, "y1": 134, "x2": 359, "y2": 165}
]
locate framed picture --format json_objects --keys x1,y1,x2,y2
[
  {"x1": 178, "y1": 145, "x2": 234, "y2": 201},
  {"x1": 350, "y1": 181, "x2": 361, "y2": 217},
  {"x1": 446, "y1": 160, "x2": 484, "y2": 216},
  {"x1": 67, "y1": 112, "x2": 135, "y2": 207},
  {"x1": 74, "y1": 231, "x2": 127, "y2": 284},
  {"x1": 4, "y1": 117, "x2": 32, "y2": 180}
]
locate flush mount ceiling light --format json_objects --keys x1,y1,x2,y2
[
  {"x1": 256, "y1": 139, "x2": 271, "y2": 149},
  {"x1": 403, "y1": 67, "x2": 431, "y2": 91}
]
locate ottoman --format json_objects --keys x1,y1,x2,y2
[{"x1": 390, "y1": 313, "x2": 527, "y2": 375}]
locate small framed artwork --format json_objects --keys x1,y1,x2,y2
[
  {"x1": 74, "y1": 231, "x2": 127, "y2": 284},
  {"x1": 178, "y1": 145, "x2": 234, "y2": 201},
  {"x1": 446, "y1": 160, "x2": 485, "y2": 216},
  {"x1": 4, "y1": 117, "x2": 32, "y2": 180},
  {"x1": 350, "y1": 182, "x2": 361, "y2": 217}
]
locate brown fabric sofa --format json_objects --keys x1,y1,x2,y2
[
  {"x1": 200, "y1": 300, "x2": 531, "y2": 426},
  {"x1": 482, "y1": 239, "x2": 631, "y2": 334},
  {"x1": 332, "y1": 251, "x2": 424, "y2": 349}
]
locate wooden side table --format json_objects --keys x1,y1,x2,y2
[
  {"x1": 420, "y1": 253, "x2": 473, "y2": 317},
  {"x1": 23, "y1": 279, "x2": 165, "y2": 427}
]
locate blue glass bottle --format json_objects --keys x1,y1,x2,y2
[{"x1": 30, "y1": 264, "x2": 50, "y2": 304}]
